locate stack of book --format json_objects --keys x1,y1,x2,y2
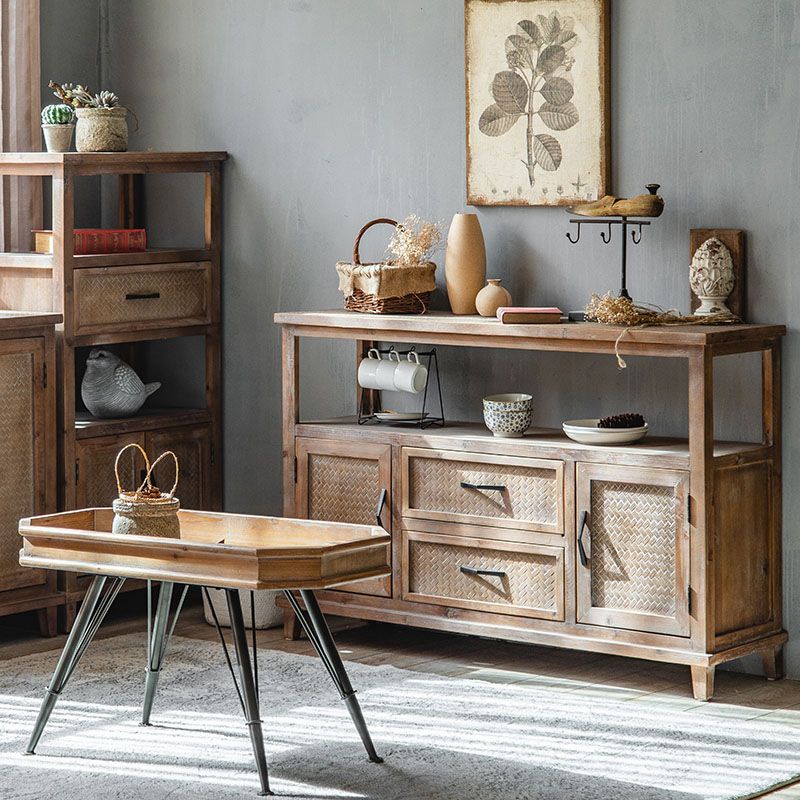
[
  {"x1": 33, "y1": 228, "x2": 147, "y2": 255},
  {"x1": 496, "y1": 306, "x2": 564, "y2": 324}
]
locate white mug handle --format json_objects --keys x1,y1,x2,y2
[
  {"x1": 368, "y1": 348, "x2": 380, "y2": 360},
  {"x1": 388, "y1": 351, "x2": 400, "y2": 362},
  {"x1": 407, "y1": 352, "x2": 420, "y2": 364}
]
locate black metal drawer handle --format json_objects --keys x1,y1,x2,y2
[
  {"x1": 578, "y1": 510, "x2": 590, "y2": 567},
  {"x1": 460, "y1": 565, "x2": 506, "y2": 578},
  {"x1": 375, "y1": 488, "x2": 388, "y2": 528},
  {"x1": 125, "y1": 292, "x2": 160, "y2": 301},
  {"x1": 460, "y1": 481, "x2": 506, "y2": 492}
]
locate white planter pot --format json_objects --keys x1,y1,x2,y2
[
  {"x1": 42, "y1": 124, "x2": 74, "y2": 153},
  {"x1": 202, "y1": 587, "x2": 283, "y2": 630}
]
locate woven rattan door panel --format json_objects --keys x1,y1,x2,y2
[
  {"x1": 296, "y1": 438, "x2": 391, "y2": 597},
  {"x1": 73, "y1": 262, "x2": 210, "y2": 337},
  {"x1": 576, "y1": 463, "x2": 690, "y2": 637},
  {"x1": 0, "y1": 340, "x2": 47, "y2": 593},
  {"x1": 76, "y1": 433, "x2": 145, "y2": 508},
  {"x1": 402, "y1": 447, "x2": 563, "y2": 534},
  {"x1": 146, "y1": 425, "x2": 212, "y2": 511},
  {"x1": 402, "y1": 530, "x2": 564, "y2": 620}
]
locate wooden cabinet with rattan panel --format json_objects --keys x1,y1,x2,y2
[
  {"x1": 276, "y1": 311, "x2": 786, "y2": 701},
  {"x1": 0, "y1": 153, "x2": 226, "y2": 628},
  {"x1": 0, "y1": 314, "x2": 60, "y2": 636}
]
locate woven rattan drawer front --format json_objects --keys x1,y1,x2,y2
[
  {"x1": 402, "y1": 447, "x2": 563, "y2": 534},
  {"x1": 73, "y1": 262, "x2": 211, "y2": 336},
  {"x1": 403, "y1": 531, "x2": 564, "y2": 620}
]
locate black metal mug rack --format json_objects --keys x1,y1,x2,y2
[{"x1": 358, "y1": 346, "x2": 445, "y2": 429}]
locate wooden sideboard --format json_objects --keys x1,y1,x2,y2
[
  {"x1": 0, "y1": 312, "x2": 59, "y2": 635},
  {"x1": 275, "y1": 310, "x2": 786, "y2": 700}
]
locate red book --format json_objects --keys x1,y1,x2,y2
[
  {"x1": 496, "y1": 306, "x2": 564, "y2": 324},
  {"x1": 33, "y1": 228, "x2": 147, "y2": 255}
]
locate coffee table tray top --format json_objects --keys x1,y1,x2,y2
[{"x1": 19, "y1": 508, "x2": 390, "y2": 591}]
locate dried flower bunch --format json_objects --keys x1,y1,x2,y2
[
  {"x1": 49, "y1": 80, "x2": 120, "y2": 109},
  {"x1": 387, "y1": 214, "x2": 442, "y2": 267}
]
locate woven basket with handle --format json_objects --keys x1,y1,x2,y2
[
  {"x1": 112, "y1": 443, "x2": 180, "y2": 538},
  {"x1": 335, "y1": 218, "x2": 436, "y2": 314}
]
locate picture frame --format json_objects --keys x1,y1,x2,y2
[{"x1": 465, "y1": 0, "x2": 610, "y2": 207}]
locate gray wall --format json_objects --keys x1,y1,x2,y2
[{"x1": 43, "y1": 0, "x2": 800, "y2": 674}]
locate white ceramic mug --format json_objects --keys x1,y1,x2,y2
[
  {"x1": 393, "y1": 351, "x2": 428, "y2": 394},
  {"x1": 374, "y1": 350, "x2": 401, "y2": 391},
  {"x1": 357, "y1": 348, "x2": 383, "y2": 389}
]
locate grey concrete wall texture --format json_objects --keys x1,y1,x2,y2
[{"x1": 42, "y1": 1, "x2": 800, "y2": 674}]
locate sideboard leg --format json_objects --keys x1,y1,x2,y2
[
  {"x1": 690, "y1": 664, "x2": 715, "y2": 701},
  {"x1": 282, "y1": 607, "x2": 302, "y2": 641},
  {"x1": 141, "y1": 581, "x2": 187, "y2": 726},
  {"x1": 762, "y1": 645, "x2": 785, "y2": 681},
  {"x1": 36, "y1": 606, "x2": 58, "y2": 638},
  {"x1": 289, "y1": 589, "x2": 383, "y2": 764},
  {"x1": 226, "y1": 589, "x2": 272, "y2": 796},
  {"x1": 26, "y1": 575, "x2": 125, "y2": 754}
]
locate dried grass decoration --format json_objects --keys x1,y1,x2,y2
[
  {"x1": 585, "y1": 292, "x2": 739, "y2": 368},
  {"x1": 112, "y1": 443, "x2": 180, "y2": 538},
  {"x1": 336, "y1": 215, "x2": 441, "y2": 314}
]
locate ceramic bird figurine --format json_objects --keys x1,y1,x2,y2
[{"x1": 81, "y1": 349, "x2": 161, "y2": 418}]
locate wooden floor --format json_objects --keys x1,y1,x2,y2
[{"x1": 2, "y1": 590, "x2": 799, "y2": 799}]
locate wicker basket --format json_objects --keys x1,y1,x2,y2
[
  {"x1": 336, "y1": 218, "x2": 436, "y2": 314},
  {"x1": 111, "y1": 443, "x2": 180, "y2": 538}
]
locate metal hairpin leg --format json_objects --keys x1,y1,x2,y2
[
  {"x1": 26, "y1": 575, "x2": 126, "y2": 754},
  {"x1": 283, "y1": 589, "x2": 383, "y2": 764},
  {"x1": 141, "y1": 580, "x2": 188, "y2": 726}
]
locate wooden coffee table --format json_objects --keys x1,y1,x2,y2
[{"x1": 18, "y1": 508, "x2": 392, "y2": 796}]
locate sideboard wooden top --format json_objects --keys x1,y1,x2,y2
[
  {"x1": 274, "y1": 310, "x2": 785, "y2": 352},
  {"x1": 0, "y1": 311, "x2": 62, "y2": 330}
]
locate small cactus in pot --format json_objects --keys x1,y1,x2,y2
[
  {"x1": 40, "y1": 103, "x2": 76, "y2": 153},
  {"x1": 49, "y1": 80, "x2": 129, "y2": 152}
]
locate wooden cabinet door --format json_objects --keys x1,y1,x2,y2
[
  {"x1": 146, "y1": 425, "x2": 212, "y2": 511},
  {"x1": 576, "y1": 463, "x2": 690, "y2": 637},
  {"x1": 0, "y1": 338, "x2": 49, "y2": 593},
  {"x1": 296, "y1": 437, "x2": 392, "y2": 597},
  {"x1": 76, "y1": 432, "x2": 145, "y2": 508}
]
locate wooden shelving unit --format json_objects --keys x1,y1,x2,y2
[
  {"x1": 275, "y1": 310, "x2": 786, "y2": 700},
  {"x1": 0, "y1": 151, "x2": 227, "y2": 627}
]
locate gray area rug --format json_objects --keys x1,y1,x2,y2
[{"x1": 0, "y1": 632, "x2": 797, "y2": 799}]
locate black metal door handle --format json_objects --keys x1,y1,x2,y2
[
  {"x1": 460, "y1": 565, "x2": 506, "y2": 578},
  {"x1": 578, "y1": 510, "x2": 590, "y2": 567},
  {"x1": 125, "y1": 292, "x2": 160, "y2": 300},
  {"x1": 460, "y1": 481, "x2": 506, "y2": 492},
  {"x1": 375, "y1": 488, "x2": 387, "y2": 528}
]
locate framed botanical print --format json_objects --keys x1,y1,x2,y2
[{"x1": 465, "y1": 0, "x2": 609, "y2": 206}]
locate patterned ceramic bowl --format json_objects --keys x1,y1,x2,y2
[{"x1": 482, "y1": 393, "x2": 532, "y2": 438}]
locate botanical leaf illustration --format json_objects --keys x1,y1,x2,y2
[
  {"x1": 491, "y1": 70, "x2": 528, "y2": 113},
  {"x1": 479, "y1": 103, "x2": 522, "y2": 136},
  {"x1": 505, "y1": 35, "x2": 535, "y2": 70},
  {"x1": 477, "y1": 9, "x2": 580, "y2": 188},
  {"x1": 533, "y1": 134, "x2": 562, "y2": 171},
  {"x1": 538, "y1": 101, "x2": 579, "y2": 130},
  {"x1": 540, "y1": 77, "x2": 574, "y2": 105},
  {"x1": 537, "y1": 44, "x2": 566, "y2": 75}
]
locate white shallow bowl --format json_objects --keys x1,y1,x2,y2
[{"x1": 562, "y1": 418, "x2": 648, "y2": 445}]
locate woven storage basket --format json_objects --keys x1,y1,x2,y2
[
  {"x1": 336, "y1": 217, "x2": 436, "y2": 314},
  {"x1": 202, "y1": 588, "x2": 283, "y2": 630},
  {"x1": 112, "y1": 443, "x2": 180, "y2": 538}
]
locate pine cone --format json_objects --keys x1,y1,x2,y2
[{"x1": 598, "y1": 413, "x2": 646, "y2": 429}]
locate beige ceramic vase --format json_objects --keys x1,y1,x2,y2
[
  {"x1": 475, "y1": 279, "x2": 512, "y2": 317},
  {"x1": 445, "y1": 213, "x2": 486, "y2": 314},
  {"x1": 75, "y1": 107, "x2": 129, "y2": 152}
]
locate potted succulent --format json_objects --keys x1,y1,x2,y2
[
  {"x1": 40, "y1": 103, "x2": 76, "y2": 153},
  {"x1": 48, "y1": 80, "x2": 129, "y2": 152}
]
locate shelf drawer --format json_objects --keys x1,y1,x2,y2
[
  {"x1": 402, "y1": 447, "x2": 564, "y2": 534},
  {"x1": 73, "y1": 262, "x2": 211, "y2": 336},
  {"x1": 402, "y1": 530, "x2": 564, "y2": 620}
]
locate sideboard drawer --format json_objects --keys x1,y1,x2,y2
[
  {"x1": 402, "y1": 447, "x2": 564, "y2": 534},
  {"x1": 73, "y1": 262, "x2": 211, "y2": 336},
  {"x1": 402, "y1": 530, "x2": 564, "y2": 620}
]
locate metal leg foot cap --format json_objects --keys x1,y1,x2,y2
[
  {"x1": 369, "y1": 755, "x2": 384, "y2": 764},
  {"x1": 138, "y1": 722, "x2": 152, "y2": 727},
  {"x1": 23, "y1": 750, "x2": 35, "y2": 756},
  {"x1": 258, "y1": 791, "x2": 274, "y2": 796}
]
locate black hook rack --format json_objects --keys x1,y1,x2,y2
[{"x1": 565, "y1": 216, "x2": 653, "y2": 299}]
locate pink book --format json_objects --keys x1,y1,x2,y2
[{"x1": 496, "y1": 306, "x2": 563, "y2": 324}]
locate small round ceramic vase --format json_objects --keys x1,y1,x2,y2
[
  {"x1": 475, "y1": 279, "x2": 512, "y2": 317},
  {"x1": 445, "y1": 213, "x2": 486, "y2": 314},
  {"x1": 690, "y1": 237, "x2": 735, "y2": 316},
  {"x1": 482, "y1": 393, "x2": 532, "y2": 438}
]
